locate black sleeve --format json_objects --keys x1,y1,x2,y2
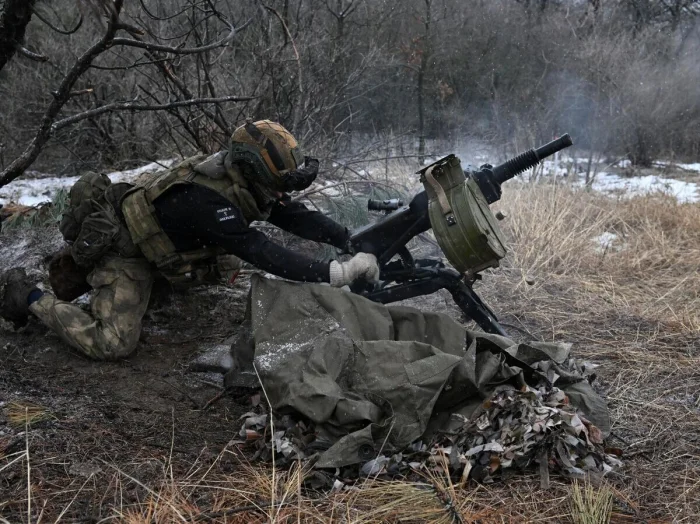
[
  {"x1": 152, "y1": 184, "x2": 330, "y2": 283},
  {"x1": 267, "y1": 194, "x2": 349, "y2": 249}
]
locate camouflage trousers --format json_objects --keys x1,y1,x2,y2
[{"x1": 30, "y1": 256, "x2": 154, "y2": 360}]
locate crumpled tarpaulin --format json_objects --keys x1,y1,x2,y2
[{"x1": 225, "y1": 275, "x2": 611, "y2": 473}]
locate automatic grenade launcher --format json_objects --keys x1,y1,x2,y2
[{"x1": 348, "y1": 134, "x2": 574, "y2": 336}]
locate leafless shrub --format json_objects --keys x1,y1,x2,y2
[{"x1": 0, "y1": 1, "x2": 698, "y2": 182}]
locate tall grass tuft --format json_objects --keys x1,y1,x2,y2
[
  {"x1": 569, "y1": 480, "x2": 614, "y2": 524},
  {"x1": 4, "y1": 401, "x2": 53, "y2": 428}
]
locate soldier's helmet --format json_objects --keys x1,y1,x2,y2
[
  {"x1": 229, "y1": 120, "x2": 317, "y2": 192},
  {"x1": 230, "y1": 120, "x2": 304, "y2": 191}
]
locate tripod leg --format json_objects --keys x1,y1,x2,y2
[{"x1": 448, "y1": 283, "x2": 508, "y2": 336}]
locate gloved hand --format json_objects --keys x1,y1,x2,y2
[
  {"x1": 329, "y1": 252, "x2": 379, "y2": 288},
  {"x1": 214, "y1": 254, "x2": 244, "y2": 283},
  {"x1": 0, "y1": 268, "x2": 39, "y2": 329},
  {"x1": 279, "y1": 156, "x2": 319, "y2": 192}
]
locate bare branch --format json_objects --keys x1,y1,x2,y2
[
  {"x1": 51, "y1": 96, "x2": 255, "y2": 131},
  {"x1": 32, "y1": 7, "x2": 83, "y2": 35},
  {"x1": 78, "y1": 0, "x2": 119, "y2": 23},
  {"x1": 293, "y1": 180, "x2": 401, "y2": 201},
  {"x1": 17, "y1": 46, "x2": 48, "y2": 62},
  {"x1": 144, "y1": 51, "x2": 233, "y2": 138},
  {"x1": 138, "y1": 0, "x2": 205, "y2": 22},
  {"x1": 132, "y1": 11, "x2": 249, "y2": 141},
  {"x1": 109, "y1": 20, "x2": 248, "y2": 55},
  {"x1": 263, "y1": 5, "x2": 303, "y2": 133},
  {"x1": 115, "y1": 21, "x2": 146, "y2": 36},
  {"x1": 89, "y1": 57, "x2": 171, "y2": 71},
  {"x1": 68, "y1": 89, "x2": 94, "y2": 98},
  {"x1": 0, "y1": 0, "x2": 125, "y2": 188}
]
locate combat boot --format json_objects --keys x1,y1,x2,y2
[{"x1": 0, "y1": 268, "x2": 38, "y2": 328}]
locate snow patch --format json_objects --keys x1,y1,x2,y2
[
  {"x1": 254, "y1": 341, "x2": 308, "y2": 372},
  {"x1": 0, "y1": 159, "x2": 175, "y2": 206},
  {"x1": 588, "y1": 173, "x2": 699, "y2": 203},
  {"x1": 592, "y1": 232, "x2": 625, "y2": 254},
  {"x1": 105, "y1": 159, "x2": 176, "y2": 181},
  {"x1": 678, "y1": 162, "x2": 700, "y2": 172},
  {"x1": 654, "y1": 161, "x2": 700, "y2": 173},
  {"x1": 0, "y1": 176, "x2": 78, "y2": 206},
  {"x1": 594, "y1": 232, "x2": 617, "y2": 250}
]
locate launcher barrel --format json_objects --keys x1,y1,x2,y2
[
  {"x1": 474, "y1": 134, "x2": 573, "y2": 204},
  {"x1": 492, "y1": 134, "x2": 573, "y2": 185}
]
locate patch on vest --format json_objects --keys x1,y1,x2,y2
[{"x1": 216, "y1": 207, "x2": 237, "y2": 222}]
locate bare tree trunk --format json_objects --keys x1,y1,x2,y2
[
  {"x1": 417, "y1": 0, "x2": 432, "y2": 164},
  {"x1": 0, "y1": 1, "x2": 124, "y2": 188},
  {"x1": 418, "y1": 67, "x2": 426, "y2": 162},
  {"x1": 0, "y1": 0, "x2": 38, "y2": 72}
]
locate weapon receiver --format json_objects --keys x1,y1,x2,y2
[{"x1": 348, "y1": 134, "x2": 574, "y2": 336}]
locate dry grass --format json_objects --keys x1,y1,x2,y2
[
  {"x1": 569, "y1": 480, "x2": 614, "y2": 524},
  {"x1": 495, "y1": 183, "x2": 700, "y2": 343},
  {"x1": 4, "y1": 401, "x2": 54, "y2": 428},
  {"x1": 0, "y1": 447, "x2": 562, "y2": 523},
  {"x1": 1, "y1": 179, "x2": 699, "y2": 522},
  {"x1": 485, "y1": 183, "x2": 700, "y2": 522}
]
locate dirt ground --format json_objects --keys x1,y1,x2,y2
[
  {"x1": 0, "y1": 289, "x2": 255, "y2": 522},
  {"x1": 0, "y1": 228, "x2": 256, "y2": 521},
  {"x1": 1, "y1": 190, "x2": 700, "y2": 523}
]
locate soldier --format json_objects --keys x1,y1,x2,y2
[{"x1": 0, "y1": 120, "x2": 379, "y2": 360}]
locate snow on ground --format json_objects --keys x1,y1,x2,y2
[
  {"x1": 511, "y1": 152, "x2": 700, "y2": 203},
  {"x1": 0, "y1": 160, "x2": 175, "y2": 206},
  {"x1": 415, "y1": 148, "x2": 700, "y2": 204},
  {"x1": 594, "y1": 232, "x2": 618, "y2": 249},
  {"x1": 677, "y1": 162, "x2": 700, "y2": 172},
  {"x1": 2, "y1": 152, "x2": 700, "y2": 208},
  {"x1": 654, "y1": 161, "x2": 700, "y2": 172},
  {"x1": 0, "y1": 176, "x2": 80, "y2": 206},
  {"x1": 592, "y1": 232, "x2": 625, "y2": 254},
  {"x1": 587, "y1": 172, "x2": 699, "y2": 203}
]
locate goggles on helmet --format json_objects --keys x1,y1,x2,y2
[
  {"x1": 280, "y1": 157, "x2": 318, "y2": 191},
  {"x1": 229, "y1": 142, "x2": 318, "y2": 192}
]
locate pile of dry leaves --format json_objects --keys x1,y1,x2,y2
[{"x1": 233, "y1": 383, "x2": 621, "y2": 488}]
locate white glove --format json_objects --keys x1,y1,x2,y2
[
  {"x1": 329, "y1": 253, "x2": 379, "y2": 287},
  {"x1": 215, "y1": 254, "x2": 244, "y2": 282}
]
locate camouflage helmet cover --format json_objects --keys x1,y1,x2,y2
[{"x1": 230, "y1": 120, "x2": 305, "y2": 191}]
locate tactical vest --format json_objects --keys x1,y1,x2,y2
[{"x1": 121, "y1": 153, "x2": 273, "y2": 271}]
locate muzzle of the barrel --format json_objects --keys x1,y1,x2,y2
[
  {"x1": 535, "y1": 133, "x2": 573, "y2": 159},
  {"x1": 491, "y1": 133, "x2": 573, "y2": 185}
]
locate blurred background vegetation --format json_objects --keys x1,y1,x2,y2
[{"x1": 0, "y1": 0, "x2": 699, "y2": 180}]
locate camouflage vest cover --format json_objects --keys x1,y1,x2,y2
[{"x1": 121, "y1": 153, "x2": 272, "y2": 270}]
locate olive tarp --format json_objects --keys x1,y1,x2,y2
[{"x1": 225, "y1": 275, "x2": 610, "y2": 469}]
